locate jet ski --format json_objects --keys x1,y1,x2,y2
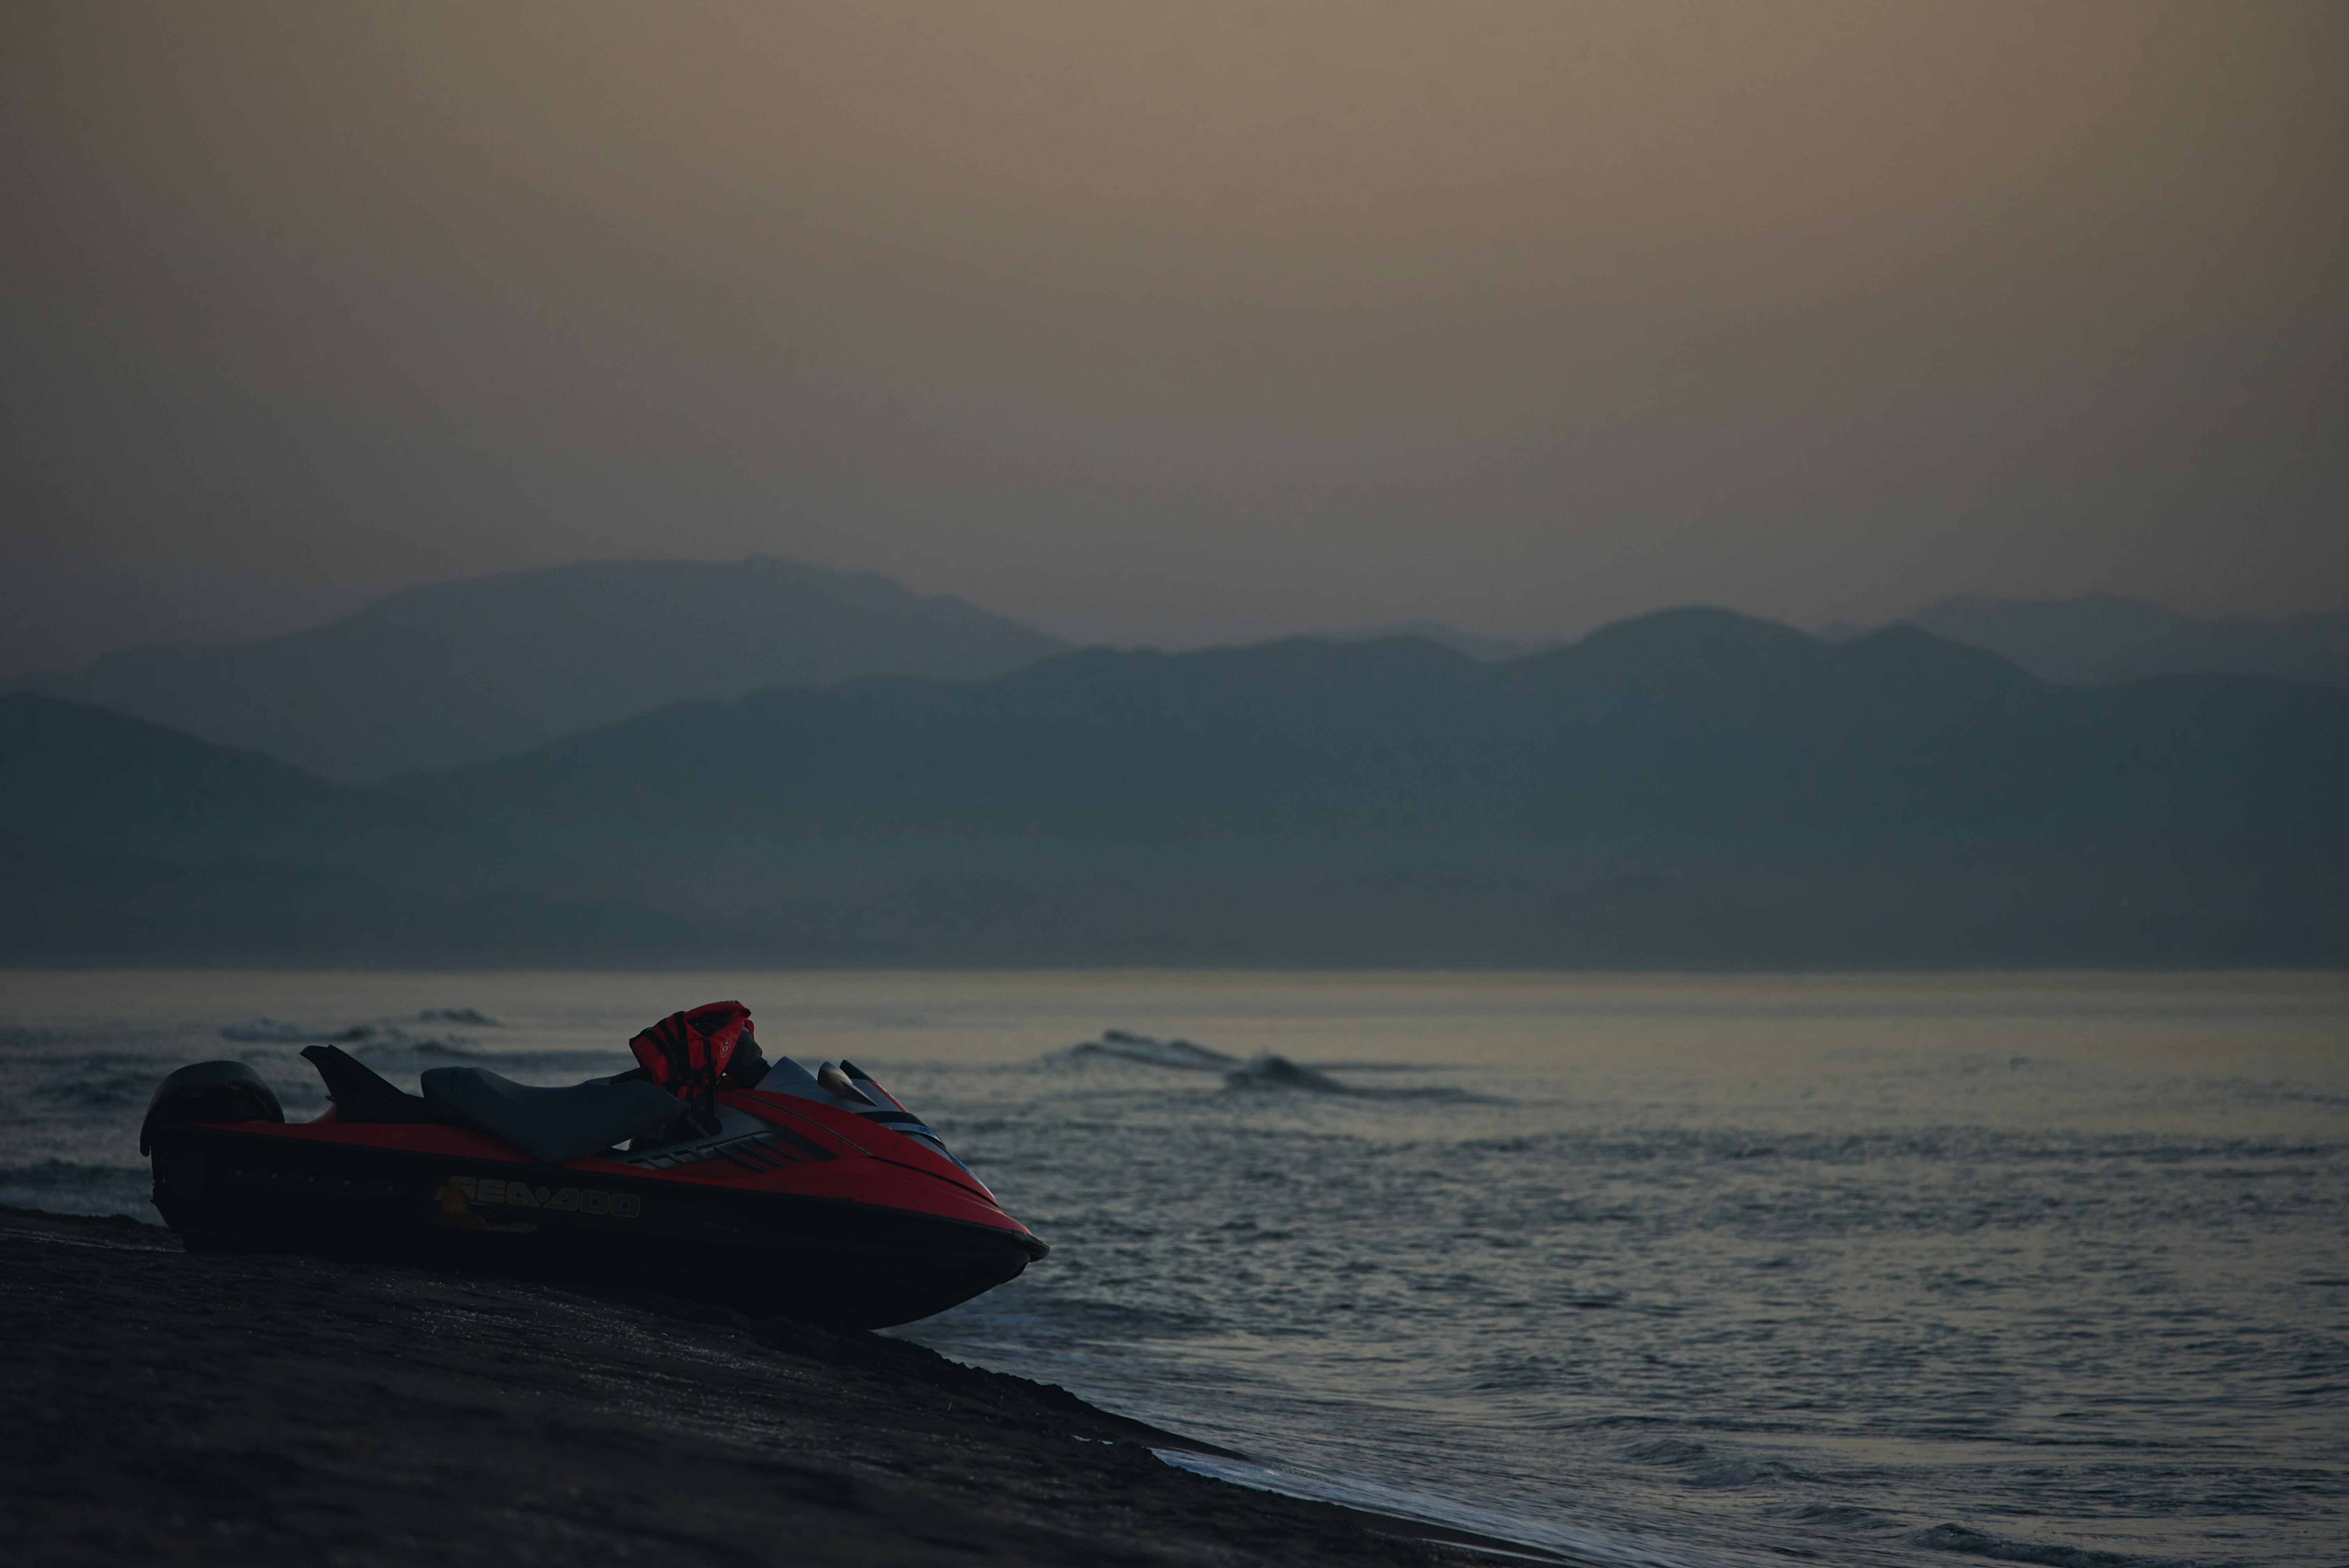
[{"x1": 137, "y1": 1001, "x2": 1046, "y2": 1329}]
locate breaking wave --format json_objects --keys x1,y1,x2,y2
[
  {"x1": 220, "y1": 1018, "x2": 371, "y2": 1043},
  {"x1": 223, "y1": 1007, "x2": 506, "y2": 1044},
  {"x1": 31, "y1": 1060, "x2": 168, "y2": 1112},
  {"x1": 1055, "y1": 1033, "x2": 1488, "y2": 1101},
  {"x1": 1059, "y1": 1030, "x2": 1239, "y2": 1070},
  {"x1": 0, "y1": 1159, "x2": 155, "y2": 1221},
  {"x1": 1220, "y1": 1053, "x2": 1492, "y2": 1102},
  {"x1": 1223, "y1": 1053, "x2": 1352, "y2": 1092}
]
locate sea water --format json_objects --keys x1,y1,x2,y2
[{"x1": 1, "y1": 969, "x2": 2342, "y2": 1567}]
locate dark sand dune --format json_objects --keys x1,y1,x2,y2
[{"x1": 0, "y1": 1207, "x2": 1550, "y2": 1567}]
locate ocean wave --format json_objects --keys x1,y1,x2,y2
[
  {"x1": 1624, "y1": 1439, "x2": 1711, "y2": 1465},
  {"x1": 0, "y1": 1158, "x2": 144, "y2": 1190},
  {"x1": 221, "y1": 1011, "x2": 506, "y2": 1046},
  {"x1": 219, "y1": 1019, "x2": 377, "y2": 1044},
  {"x1": 1351, "y1": 1084, "x2": 1494, "y2": 1104},
  {"x1": 1685, "y1": 1459, "x2": 1800, "y2": 1489},
  {"x1": 349, "y1": 1035, "x2": 493, "y2": 1064},
  {"x1": 908, "y1": 1283, "x2": 1223, "y2": 1342},
  {"x1": 1224, "y1": 1053, "x2": 1352, "y2": 1093},
  {"x1": 1059, "y1": 1031, "x2": 1239, "y2": 1070},
  {"x1": 1149, "y1": 1450, "x2": 1683, "y2": 1568},
  {"x1": 31, "y1": 1060, "x2": 169, "y2": 1111},
  {"x1": 1911, "y1": 1523, "x2": 2187, "y2": 1568},
  {"x1": 1217, "y1": 1053, "x2": 1490, "y2": 1101},
  {"x1": 1785, "y1": 1503, "x2": 1896, "y2": 1531},
  {"x1": 1053, "y1": 1036, "x2": 1490, "y2": 1101},
  {"x1": 417, "y1": 1008, "x2": 503, "y2": 1027},
  {"x1": 0, "y1": 1159, "x2": 157, "y2": 1222}
]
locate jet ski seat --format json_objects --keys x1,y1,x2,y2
[{"x1": 421, "y1": 1067, "x2": 683, "y2": 1166}]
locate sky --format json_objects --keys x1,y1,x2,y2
[{"x1": 3, "y1": 0, "x2": 2344, "y2": 676}]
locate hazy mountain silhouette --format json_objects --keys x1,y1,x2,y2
[
  {"x1": 1889, "y1": 595, "x2": 2349, "y2": 691},
  {"x1": 0, "y1": 696, "x2": 739, "y2": 964},
  {"x1": 396, "y1": 610, "x2": 2347, "y2": 861},
  {"x1": 375, "y1": 611, "x2": 2345, "y2": 966},
  {"x1": 1306, "y1": 619, "x2": 1552, "y2": 662},
  {"x1": 10, "y1": 557, "x2": 1068, "y2": 784},
  {"x1": 7, "y1": 613, "x2": 2342, "y2": 966},
  {"x1": 0, "y1": 694, "x2": 475, "y2": 875}
]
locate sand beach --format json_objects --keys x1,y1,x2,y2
[{"x1": 1, "y1": 1205, "x2": 1552, "y2": 1567}]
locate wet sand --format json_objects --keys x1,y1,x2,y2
[{"x1": 1, "y1": 1206, "x2": 1559, "y2": 1566}]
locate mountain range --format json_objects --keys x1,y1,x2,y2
[
  {"x1": 5, "y1": 608, "x2": 2341, "y2": 968},
  {"x1": 14, "y1": 556, "x2": 2343, "y2": 800},
  {"x1": 1304, "y1": 620, "x2": 1557, "y2": 663},
  {"x1": 1841, "y1": 594, "x2": 2349, "y2": 693},
  {"x1": 0, "y1": 693, "x2": 726, "y2": 962},
  {"x1": 7, "y1": 557, "x2": 1066, "y2": 784},
  {"x1": 393, "y1": 610, "x2": 2345, "y2": 861}
]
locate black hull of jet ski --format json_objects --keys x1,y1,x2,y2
[{"x1": 150, "y1": 1123, "x2": 1043, "y2": 1330}]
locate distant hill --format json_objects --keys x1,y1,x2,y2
[
  {"x1": 1902, "y1": 595, "x2": 2349, "y2": 691},
  {"x1": 0, "y1": 693, "x2": 478, "y2": 879},
  {"x1": 380, "y1": 612, "x2": 2349, "y2": 966},
  {"x1": 9, "y1": 615, "x2": 2343, "y2": 967},
  {"x1": 10, "y1": 557, "x2": 1068, "y2": 783},
  {"x1": 0, "y1": 696, "x2": 740, "y2": 963},
  {"x1": 1305, "y1": 620, "x2": 1552, "y2": 663},
  {"x1": 399, "y1": 611, "x2": 2348, "y2": 859}
]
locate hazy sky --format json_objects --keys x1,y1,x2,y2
[{"x1": 4, "y1": 0, "x2": 2344, "y2": 675}]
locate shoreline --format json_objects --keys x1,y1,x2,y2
[{"x1": 1, "y1": 1205, "x2": 1569, "y2": 1566}]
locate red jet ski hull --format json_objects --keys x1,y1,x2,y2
[{"x1": 147, "y1": 1083, "x2": 1047, "y2": 1330}]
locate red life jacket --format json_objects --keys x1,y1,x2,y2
[{"x1": 627, "y1": 1001, "x2": 750, "y2": 1103}]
